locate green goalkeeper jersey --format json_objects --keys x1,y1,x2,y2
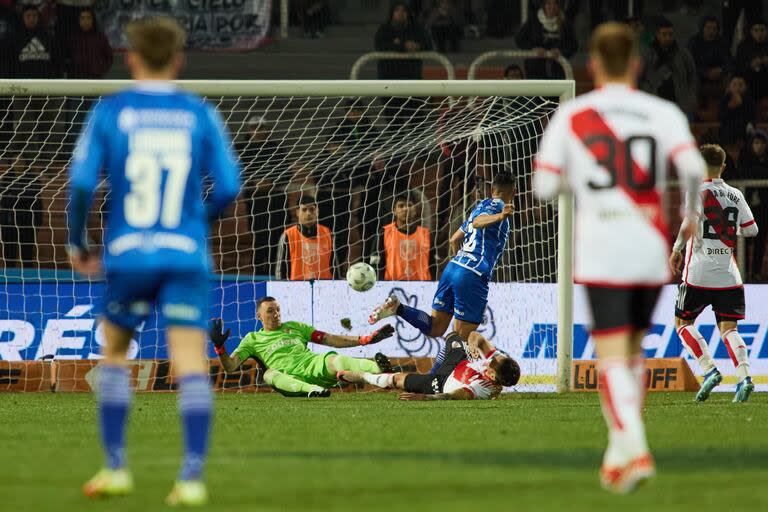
[{"x1": 231, "y1": 321, "x2": 318, "y2": 372}]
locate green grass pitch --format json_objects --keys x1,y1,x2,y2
[{"x1": 1, "y1": 392, "x2": 766, "y2": 512}]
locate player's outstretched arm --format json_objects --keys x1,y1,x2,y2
[
  {"x1": 317, "y1": 325, "x2": 395, "y2": 348},
  {"x1": 449, "y1": 228, "x2": 464, "y2": 256},
  {"x1": 471, "y1": 203, "x2": 514, "y2": 229},
  {"x1": 209, "y1": 319, "x2": 242, "y2": 372}
]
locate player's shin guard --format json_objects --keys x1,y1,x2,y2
[
  {"x1": 677, "y1": 325, "x2": 716, "y2": 374},
  {"x1": 598, "y1": 359, "x2": 649, "y2": 466},
  {"x1": 331, "y1": 355, "x2": 380, "y2": 374},
  {"x1": 177, "y1": 374, "x2": 212, "y2": 482},
  {"x1": 723, "y1": 328, "x2": 750, "y2": 381},
  {"x1": 396, "y1": 304, "x2": 433, "y2": 336},
  {"x1": 98, "y1": 365, "x2": 132, "y2": 470}
]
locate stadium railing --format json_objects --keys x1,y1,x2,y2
[
  {"x1": 349, "y1": 52, "x2": 456, "y2": 80},
  {"x1": 467, "y1": 50, "x2": 575, "y2": 81}
]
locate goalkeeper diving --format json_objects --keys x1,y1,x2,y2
[{"x1": 210, "y1": 296, "x2": 395, "y2": 397}]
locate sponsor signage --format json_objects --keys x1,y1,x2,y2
[{"x1": 572, "y1": 358, "x2": 699, "y2": 392}]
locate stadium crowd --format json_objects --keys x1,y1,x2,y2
[{"x1": 0, "y1": 0, "x2": 766, "y2": 282}]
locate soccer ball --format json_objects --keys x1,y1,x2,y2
[{"x1": 346, "y1": 262, "x2": 376, "y2": 292}]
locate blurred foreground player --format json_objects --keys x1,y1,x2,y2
[
  {"x1": 67, "y1": 17, "x2": 241, "y2": 506},
  {"x1": 533, "y1": 23, "x2": 705, "y2": 493},
  {"x1": 670, "y1": 144, "x2": 758, "y2": 403},
  {"x1": 338, "y1": 331, "x2": 520, "y2": 400}
]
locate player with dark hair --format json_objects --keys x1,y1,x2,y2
[
  {"x1": 211, "y1": 297, "x2": 395, "y2": 397},
  {"x1": 338, "y1": 331, "x2": 520, "y2": 400},
  {"x1": 68, "y1": 17, "x2": 241, "y2": 505},
  {"x1": 670, "y1": 144, "x2": 758, "y2": 403},
  {"x1": 369, "y1": 171, "x2": 516, "y2": 348},
  {"x1": 533, "y1": 22, "x2": 704, "y2": 493}
]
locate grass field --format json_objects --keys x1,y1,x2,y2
[{"x1": 1, "y1": 392, "x2": 767, "y2": 512}]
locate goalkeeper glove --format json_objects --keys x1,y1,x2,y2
[
  {"x1": 358, "y1": 324, "x2": 395, "y2": 345},
  {"x1": 209, "y1": 318, "x2": 230, "y2": 356}
]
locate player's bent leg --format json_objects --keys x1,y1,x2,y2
[
  {"x1": 326, "y1": 354, "x2": 380, "y2": 375},
  {"x1": 83, "y1": 318, "x2": 136, "y2": 499},
  {"x1": 676, "y1": 318, "x2": 722, "y2": 402},
  {"x1": 628, "y1": 330, "x2": 647, "y2": 411},
  {"x1": 166, "y1": 326, "x2": 212, "y2": 504},
  {"x1": 452, "y1": 319, "x2": 480, "y2": 342},
  {"x1": 264, "y1": 368, "x2": 330, "y2": 397},
  {"x1": 718, "y1": 321, "x2": 754, "y2": 403}
]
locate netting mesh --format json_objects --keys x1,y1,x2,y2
[{"x1": 0, "y1": 89, "x2": 561, "y2": 390}]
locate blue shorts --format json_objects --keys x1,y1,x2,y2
[
  {"x1": 432, "y1": 262, "x2": 489, "y2": 324},
  {"x1": 103, "y1": 270, "x2": 209, "y2": 330}
]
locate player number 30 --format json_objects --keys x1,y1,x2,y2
[{"x1": 124, "y1": 151, "x2": 191, "y2": 229}]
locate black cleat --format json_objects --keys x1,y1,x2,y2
[
  {"x1": 307, "y1": 388, "x2": 331, "y2": 398},
  {"x1": 375, "y1": 352, "x2": 399, "y2": 373}
]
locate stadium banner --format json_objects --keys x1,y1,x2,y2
[
  {"x1": 572, "y1": 358, "x2": 700, "y2": 392},
  {"x1": 97, "y1": 0, "x2": 272, "y2": 51}
]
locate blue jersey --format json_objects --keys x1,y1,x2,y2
[
  {"x1": 68, "y1": 83, "x2": 241, "y2": 272},
  {"x1": 451, "y1": 198, "x2": 510, "y2": 279}
]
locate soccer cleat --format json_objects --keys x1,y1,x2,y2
[
  {"x1": 374, "y1": 352, "x2": 394, "y2": 373},
  {"x1": 695, "y1": 368, "x2": 723, "y2": 402},
  {"x1": 733, "y1": 377, "x2": 754, "y2": 403},
  {"x1": 166, "y1": 480, "x2": 208, "y2": 507},
  {"x1": 82, "y1": 468, "x2": 134, "y2": 499},
  {"x1": 369, "y1": 295, "x2": 400, "y2": 325},
  {"x1": 600, "y1": 454, "x2": 655, "y2": 494},
  {"x1": 307, "y1": 388, "x2": 331, "y2": 398}
]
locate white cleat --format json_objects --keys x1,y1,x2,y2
[
  {"x1": 369, "y1": 295, "x2": 400, "y2": 325},
  {"x1": 166, "y1": 480, "x2": 209, "y2": 507}
]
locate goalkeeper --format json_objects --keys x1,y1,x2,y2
[{"x1": 210, "y1": 296, "x2": 395, "y2": 397}]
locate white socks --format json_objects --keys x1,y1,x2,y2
[
  {"x1": 598, "y1": 359, "x2": 649, "y2": 467},
  {"x1": 629, "y1": 354, "x2": 646, "y2": 410},
  {"x1": 722, "y1": 328, "x2": 750, "y2": 382},
  {"x1": 363, "y1": 373, "x2": 394, "y2": 389},
  {"x1": 677, "y1": 325, "x2": 716, "y2": 374}
]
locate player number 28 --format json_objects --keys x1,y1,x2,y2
[{"x1": 124, "y1": 151, "x2": 191, "y2": 229}]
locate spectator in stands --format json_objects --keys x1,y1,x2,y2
[
  {"x1": 56, "y1": 0, "x2": 96, "y2": 49},
  {"x1": 0, "y1": 153, "x2": 43, "y2": 267},
  {"x1": 328, "y1": 99, "x2": 379, "y2": 152},
  {"x1": 374, "y1": 2, "x2": 432, "y2": 80},
  {"x1": 625, "y1": 16, "x2": 653, "y2": 52},
  {"x1": 375, "y1": 192, "x2": 432, "y2": 281},
  {"x1": 298, "y1": 0, "x2": 330, "y2": 38},
  {"x1": 66, "y1": 7, "x2": 112, "y2": 79},
  {"x1": 237, "y1": 115, "x2": 282, "y2": 173},
  {"x1": 719, "y1": 75, "x2": 755, "y2": 145},
  {"x1": 275, "y1": 194, "x2": 334, "y2": 280},
  {"x1": 743, "y1": 48, "x2": 768, "y2": 104},
  {"x1": 12, "y1": 6, "x2": 61, "y2": 78},
  {"x1": 503, "y1": 64, "x2": 525, "y2": 79},
  {"x1": 737, "y1": 130, "x2": 768, "y2": 281},
  {"x1": 688, "y1": 16, "x2": 731, "y2": 104},
  {"x1": 515, "y1": 0, "x2": 578, "y2": 80},
  {"x1": 640, "y1": 17, "x2": 697, "y2": 116},
  {"x1": 425, "y1": 0, "x2": 462, "y2": 53},
  {"x1": 735, "y1": 20, "x2": 768, "y2": 73}
]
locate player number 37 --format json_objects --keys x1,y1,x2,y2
[{"x1": 124, "y1": 151, "x2": 191, "y2": 229}]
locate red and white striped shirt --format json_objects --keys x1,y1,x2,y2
[{"x1": 443, "y1": 349, "x2": 501, "y2": 399}]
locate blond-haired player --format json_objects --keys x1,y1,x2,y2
[
  {"x1": 533, "y1": 23, "x2": 705, "y2": 493},
  {"x1": 670, "y1": 144, "x2": 758, "y2": 403}
]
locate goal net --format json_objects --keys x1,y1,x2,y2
[{"x1": 0, "y1": 80, "x2": 572, "y2": 393}]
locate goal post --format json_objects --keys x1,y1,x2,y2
[{"x1": 0, "y1": 79, "x2": 575, "y2": 392}]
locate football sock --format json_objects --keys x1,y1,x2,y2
[
  {"x1": 722, "y1": 328, "x2": 750, "y2": 381},
  {"x1": 677, "y1": 325, "x2": 716, "y2": 374},
  {"x1": 598, "y1": 358, "x2": 648, "y2": 466},
  {"x1": 178, "y1": 374, "x2": 212, "y2": 481},
  {"x1": 362, "y1": 372, "x2": 395, "y2": 389},
  {"x1": 629, "y1": 353, "x2": 646, "y2": 411},
  {"x1": 97, "y1": 365, "x2": 132, "y2": 470},
  {"x1": 396, "y1": 304, "x2": 433, "y2": 336},
  {"x1": 428, "y1": 341, "x2": 447, "y2": 375},
  {"x1": 264, "y1": 369, "x2": 322, "y2": 395},
  {"x1": 331, "y1": 355, "x2": 380, "y2": 374}
]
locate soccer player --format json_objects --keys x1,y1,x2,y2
[
  {"x1": 67, "y1": 17, "x2": 240, "y2": 506},
  {"x1": 533, "y1": 23, "x2": 705, "y2": 493},
  {"x1": 670, "y1": 144, "x2": 758, "y2": 403},
  {"x1": 338, "y1": 331, "x2": 520, "y2": 400},
  {"x1": 368, "y1": 171, "x2": 515, "y2": 345},
  {"x1": 210, "y1": 297, "x2": 395, "y2": 396}
]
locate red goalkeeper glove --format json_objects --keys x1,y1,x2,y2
[{"x1": 358, "y1": 324, "x2": 395, "y2": 345}]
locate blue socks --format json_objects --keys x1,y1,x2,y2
[
  {"x1": 178, "y1": 374, "x2": 213, "y2": 481},
  {"x1": 98, "y1": 365, "x2": 132, "y2": 470},
  {"x1": 396, "y1": 304, "x2": 433, "y2": 336}
]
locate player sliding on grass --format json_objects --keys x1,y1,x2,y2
[
  {"x1": 211, "y1": 296, "x2": 395, "y2": 397},
  {"x1": 670, "y1": 144, "x2": 758, "y2": 403},
  {"x1": 338, "y1": 331, "x2": 520, "y2": 400},
  {"x1": 68, "y1": 17, "x2": 240, "y2": 506},
  {"x1": 533, "y1": 23, "x2": 705, "y2": 494},
  {"x1": 368, "y1": 171, "x2": 515, "y2": 371}
]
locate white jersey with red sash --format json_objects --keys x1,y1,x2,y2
[{"x1": 443, "y1": 349, "x2": 501, "y2": 399}]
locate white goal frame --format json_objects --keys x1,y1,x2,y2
[{"x1": 0, "y1": 78, "x2": 576, "y2": 392}]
